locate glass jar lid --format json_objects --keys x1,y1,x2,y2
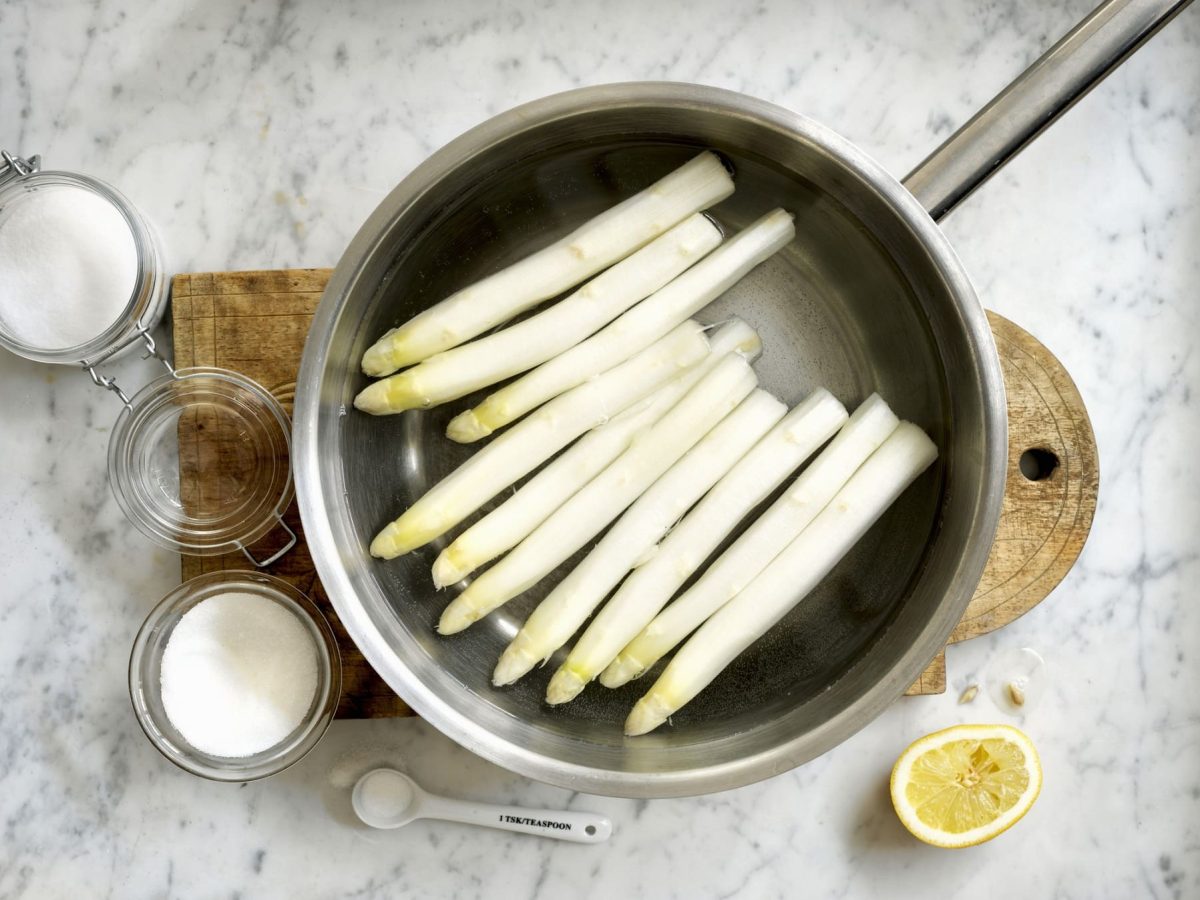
[{"x1": 108, "y1": 367, "x2": 296, "y2": 563}]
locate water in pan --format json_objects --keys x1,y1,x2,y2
[{"x1": 342, "y1": 140, "x2": 944, "y2": 742}]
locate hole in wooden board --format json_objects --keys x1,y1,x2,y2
[{"x1": 1019, "y1": 447, "x2": 1059, "y2": 482}]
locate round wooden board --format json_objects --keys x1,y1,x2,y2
[{"x1": 949, "y1": 311, "x2": 1100, "y2": 643}]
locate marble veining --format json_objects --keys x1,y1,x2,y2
[{"x1": 1, "y1": 0, "x2": 1198, "y2": 897}]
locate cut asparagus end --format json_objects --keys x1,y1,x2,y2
[
  {"x1": 706, "y1": 318, "x2": 761, "y2": 363},
  {"x1": 626, "y1": 421, "x2": 938, "y2": 734},
  {"x1": 546, "y1": 667, "x2": 587, "y2": 705},
  {"x1": 725, "y1": 323, "x2": 762, "y2": 360},
  {"x1": 625, "y1": 694, "x2": 674, "y2": 736}
]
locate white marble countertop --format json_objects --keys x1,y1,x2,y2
[{"x1": 2, "y1": 1, "x2": 1198, "y2": 896}]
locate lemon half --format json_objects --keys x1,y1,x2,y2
[{"x1": 890, "y1": 724, "x2": 1042, "y2": 848}]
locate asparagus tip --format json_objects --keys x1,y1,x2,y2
[
  {"x1": 369, "y1": 526, "x2": 402, "y2": 560},
  {"x1": 545, "y1": 667, "x2": 586, "y2": 705},
  {"x1": 624, "y1": 694, "x2": 671, "y2": 736},
  {"x1": 446, "y1": 410, "x2": 490, "y2": 443},
  {"x1": 431, "y1": 549, "x2": 468, "y2": 589},
  {"x1": 360, "y1": 340, "x2": 400, "y2": 378},
  {"x1": 493, "y1": 644, "x2": 538, "y2": 686},
  {"x1": 370, "y1": 515, "x2": 431, "y2": 559},
  {"x1": 360, "y1": 359, "x2": 387, "y2": 378},
  {"x1": 599, "y1": 655, "x2": 643, "y2": 689},
  {"x1": 437, "y1": 601, "x2": 476, "y2": 635},
  {"x1": 354, "y1": 378, "x2": 420, "y2": 416}
]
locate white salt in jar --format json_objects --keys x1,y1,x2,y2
[
  {"x1": 0, "y1": 151, "x2": 168, "y2": 370},
  {"x1": 1, "y1": 151, "x2": 297, "y2": 566},
  {"x1": 129, "y1": 570, "x2": 342, "y2": 781},
  {"x1": 1, "y1": 158, "x2": 326, "y2": 773}
]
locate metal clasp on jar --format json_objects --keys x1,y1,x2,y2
[
  {"x1": 0, "y1": 150, "x2": 40, "y2": 188},
  {"x1": 83, "y1": 326, "x2": 178, "y2": 409}
]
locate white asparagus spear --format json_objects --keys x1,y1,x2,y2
[
  {"x1": 438, "y1": 353, "x2": 758, "y2": 634},
  {"x1": 545, "y1": 389, "x2": 849, "y2": 704},
  {"x1": 447, "y1": 208, "x2": 795, "y2": 443},
  {"x1": 602, "y1": 393, "x2": 899, "y2": 688},
  {"x1": 431, "y1": 319, "x2": 762, "y2": 588},
  {"x1": 494, "y1": 390, "x2": 786, "y2": 687},
  {"x1": 360, "y1": 152, "x2": 735, "y2": 377},
  {"x1": 354, "y1": 215, "x2": 723, "y2": 415},
  {"x1": 370, "y1": 322, "x2": 709, "y2": 559},
  {"x1": 625, "y1": 421, "x2": 938, "y2": 735}
]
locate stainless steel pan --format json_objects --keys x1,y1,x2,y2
[{"x1": 294, "y1": 0, "x2": 1189, "y2": 797}]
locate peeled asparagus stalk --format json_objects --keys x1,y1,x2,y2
[
  {"x1": 438, "y1": 353, "x2": 758, "y2": 634},
  {"x1": 603, "y1": 393, "x2": 900, "y2": 688},
  {"x1": 431, "y1": 318, "x2": 762, "y2": 588},
  {"x1": 545, "y1": 388, "x2": 849, "y2": 704},
  {"x1": 359, "y1": 152, "x2": 735, "y2": 377},
  {"x1": 447, "y1": 208, "x2": 795, "y2": 443},
  {"x1": 494, "y1": 389, "x2": 786, "y2": 687},
  {"x1": 625, "y1": 421, "x2": 938, "y2": 736},
  {"x1": 354, "y1": 215, "x2": 723, "y2": 415},
  {"x1": 370, "y1": 322, "x2": 709, "y2": 559}
]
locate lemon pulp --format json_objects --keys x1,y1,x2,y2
[{"x1": 905, "y1": 737, "x2": 1030, "y2": 834}]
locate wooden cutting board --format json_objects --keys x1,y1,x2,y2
[
  {"x1": 171, "y1": 269, "x2": 1098, "y2": 711},
  {"x1": 172, "y1": 270, "x2": 409, "y2": 717}
]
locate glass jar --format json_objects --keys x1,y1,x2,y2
[
  {"x1": 109, "y1": 367, "x2": 297, "y2": 563},
  {"x1": 129, "y1": 570, "x2": 342, "y2": 782},
  {"x1": 3, "y1": 154, "x2": 328, "y2": 780},
  {"x1": 0, "y1": 150, "x2": 168, "y2": 367},
  {"x1": 0, "y1": 150, "x2": 295, "y2": 565}
]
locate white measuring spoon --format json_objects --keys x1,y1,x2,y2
[{"x1": 351, "y1": 767, "x2": 612, "y2": 844}]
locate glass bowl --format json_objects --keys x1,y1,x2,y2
[
  {"x1": 108, "y1": 368, "x2": 295, "y2": 562},
  {"x1": 129, "y1": 570, "x2": 341, "y2": 782}
]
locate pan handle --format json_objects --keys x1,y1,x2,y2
[{"x1": 903, "y1": 0, "x2": 1192, "y2": 222}]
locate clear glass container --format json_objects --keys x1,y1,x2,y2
[
  {"x1": 0, "y1": 152, "x2": 167, "y2": 365},
  {"x1": 1, "y1": 151, "x2": 296, "y2": 566},
  {"x1": 109, "y1": 367, "x2": 296, "y2": 562},
  {"x1": 129, "y1": 570, "x2": 341, "y2": 782}
]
